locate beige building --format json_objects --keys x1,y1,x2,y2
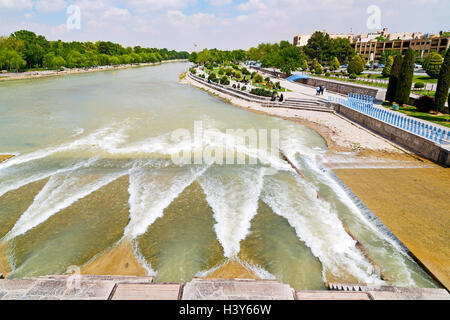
[
  {"x1": 353, "y1": 36, "x2": 449, "y2": 62},
  {"x1": 293, "y1": 31, "x2": 354, "y2": 47}
]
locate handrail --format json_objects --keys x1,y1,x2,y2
[{"x1": 329, "y1": 95, "x2": 450, "y2": 145}]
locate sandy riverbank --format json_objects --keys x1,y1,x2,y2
[{"x1": 0, "y1": 59, "x2": 188, "y2": 82}]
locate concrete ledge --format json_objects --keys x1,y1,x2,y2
[
  {"x1": 109, "y1": 283, "x2": 183, "y2": 300},
  {"x1": 181, "y1": 279, "x2": 295, "y2": 300}
]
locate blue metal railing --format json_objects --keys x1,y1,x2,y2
[{"x1": 329, "y1": 94, "x2": 450, "y2": 145}]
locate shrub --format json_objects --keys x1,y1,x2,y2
[
  {"x1": 325, "y1": 71, "x2": 331, "y2": 77},
  {"x1": 251, "y1": 71, "x2": 257, "y2": 78},
  {"x1": 330, "y1": 57, "x2": 340, "y2": 71},
  {"x1": 241, "y1": 86, "x2": 247, "y2": 91},
  {"x1": 225, "y1": 67, "x2": 233, "y2": 76},
  {"x1": 220, "y1": 75, "x2": 230, "y2": 85},
  {"x1": 348, "y1": 55, "x2": 365, "y2": 75},
  {"x1": 218, "y1": 68, "x2": 225, "y2": 75},
  {"x1": 349, "y1": 73, "x2": 357, "y2": 79},
  {"x1": 275, "y1": 81, "x2": 281, "y2": 89},
  {"x1": 189, "y1": 67, "x2": 197, "y2": 74},
  {"x1": 253, "y1": 73, "x2": 264, "y2": 83},
  {"x1": 396, "y1": 48, "x2": 416, "y2": 105},
  {"x1": 264, "y1": 77, "x2": 271, "y2": 82},
  {"x1": 241, "y1": 67, "x2": 250, "y2": 75},
  {"x1": 232, "y1": 84, "x2": 236, "y2": 88},
  {"x1": 424, "y1": 52, "x2": 443, "y2": 79},
  {"x1": 414, "y1": 95, "x2": 434, "y2": 112},
  {"x1": 414, "y1": 81, "x2": 425, "y2": 89},
  {"x1": 386, "y1": 55, "x2": 403, "y2": 102},
  {"x1": 208, "y1": 72, "x2": 217, "y2": 82},
  {"x1": 250, "y1": 88, "x2": 273, "y2": 97}
]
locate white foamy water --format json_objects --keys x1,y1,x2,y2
[
  {"x1": 261, "y1": 171, "x2": 384, "y2": 285},
  {"x1": 198, "y1": 166, "x2": 266, "y2": 258},
  {"x1": 2, "y1": 167, "x2": 127, "y2": 241},
  {"x1": 123, "y1": 165, "x2": 208, "y2": 239}
]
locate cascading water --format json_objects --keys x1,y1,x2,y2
[{"x1": 0, "y1": 62, "x2": 438, "y2": 289}]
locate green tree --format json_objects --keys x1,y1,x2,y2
[
  {"x1": 382, "y1": 55, "x2": 394, "y2": 77},
  {"x1": 434, "y1": 49, "x2": 450, "y2": 113},
  {"x1": 300, "y1": 59, "x2": 308, "y2": 71},
  {"x1": 385, "y1": 55, "x2": 403, "y2": 102},
  {"x1": 424, "y1": 52, "x2": 443, "y2": 79},
  {"x1": 395, "y1": 48, "x2": 416, "y2": 105},
  {"x1": 329, "y1": 57, "x2": 340, "y2": 71},
  {"x1": 347, "y1": 54, "x2": 365, "y2": 75},
  {"x1": 189, "y1": 52, "x2": 198, "y2": 63}
]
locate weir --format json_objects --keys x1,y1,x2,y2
[{"x1": 0, "y1": 63, "x2": 441, "y2": 291}]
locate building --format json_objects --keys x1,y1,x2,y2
[
  {"x1": 353, "y1": 36, "x2": 449, "y2": 62},
  {"x1": 293, "y1": 28, "x2": 449, "y2": 62},
  {"x1": 293, "y1": 31, "x2": 353, "y2": 47}
]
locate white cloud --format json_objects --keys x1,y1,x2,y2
[
  {"x1": 167, "y1": 10, "x2": 186, "y2": 25},
  {"x1": 237, "y1": 0, "x2": 266, "y2": 11},
  {"x1": 103, "y1": 7, "x2": 132, "y2": 21},
  {"x1": 130, "y1": 0, "x2": 196, "y2": 12},
  {"x1": 207, "y1": 0, "x2": 232, "y2": 6},
  {"x1": 35, "y1": 0, "x2": 67, "y2": 12},
  {"x1": 0, "y1": 0, "x2": 32, "y2": 10}
]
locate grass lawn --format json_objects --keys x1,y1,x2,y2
[{"x1": 382, "y1": 103, "x2": 450, "y2": 128}]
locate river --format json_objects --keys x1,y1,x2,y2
[{"x1": 0, "y1": 62, "x2": 437, "y2": 290}]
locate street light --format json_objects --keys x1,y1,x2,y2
[{"x1": 316, "y1": 47, "x2": 323, "y2": 65}]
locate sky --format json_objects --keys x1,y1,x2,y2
[{"x1": 0, "y1": 0, "x2": 449, "y2": 51}]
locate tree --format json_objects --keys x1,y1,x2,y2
[
  {"x1": 188, "y1": 52, "x2": 198, "y2": 63},
  {"x1": 347, "y1": 54, "x2": 365, "y2": 75},
  {"x1": 424, "y1": 52, "x2": 443, "y2": 79},
  {"x1": 379, "y1": 49, "x2": 400, "y2": 65},
  {"x1": 329, "y1": 57, "x2": 340, "y2": 71},
  {"x1": 300, "y1": 59, "x2": 308, "y2": 71},
  {"x1": 434, "y1": 49, "x2": 450, "y2": 113},
  {"x1": 382, "y1": 55, "x2": 394, "y2": 77},
  {"x1": 395, "y1": 48, "x2": 416, "y2": 105},
  {"x1": 385, "y1": 55, "x2": 403, "y2": 102},
  {"x1": 312, "y1": 58, "x2": 323, "y2": 74}
]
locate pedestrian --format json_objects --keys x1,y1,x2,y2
[
  {"x1": 321, "y1": 85, "x2": 326, "y2": 95},
  {"x1": 316, "y1": 86, "x2": 320, "y2": 96},
  {"x1": 279, "y1": 93, "x2": 284, "y2": 102}
]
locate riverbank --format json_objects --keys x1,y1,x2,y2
[
  {"x1": 182, "y1": 73, "x2": 415, "y2": 158},
  {"x1": 0, "y1": 59, "x2": 188, "y2": 82}
]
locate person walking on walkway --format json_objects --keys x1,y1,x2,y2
[
  {"x1": 320, "y1": 85, "x2": 326, "y2": 95},
  {"x1": 316, "y1": 86, "x2": 321, "y2": 96}
]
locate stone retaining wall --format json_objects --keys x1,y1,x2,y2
[
  {"x1": 298, "y1": 77, "x2": 380, "y2": 99},
  {"x1": 332, "y1": 102, "x2": 450, "y2": 166}
]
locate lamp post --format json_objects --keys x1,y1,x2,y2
[{"x1": 317, "y1": 47, "x2": 323, "y2": 65}]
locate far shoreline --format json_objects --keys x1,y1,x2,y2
[{"x1": 0, "y1": 59, "x2": 188, "y2": 82}]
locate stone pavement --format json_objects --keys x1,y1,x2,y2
[{"x1": 1, "y1": 276, "x2": 449, "y2": 300}]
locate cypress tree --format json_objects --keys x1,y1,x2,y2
[
  {"x1": 434, "y1": 49, "x2": 450, "y2": 113},
  {"x1": 382, "y1": 55, "x2": 394, "y2": 77},
  {"x1": 385, "y1": 55, "x2": 403, "y2": 102},
  {"x1": 425, "y1": 52, "x2": 444, "y2": 79},
  {"x1": 395, "y1": 48, "x2": 415, "y2": 105}
]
